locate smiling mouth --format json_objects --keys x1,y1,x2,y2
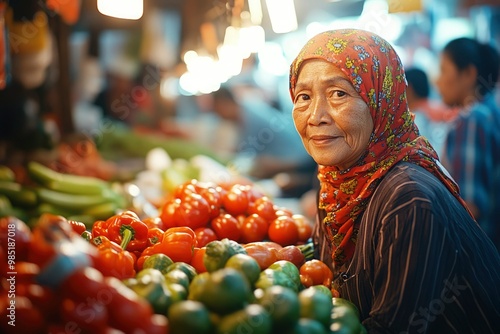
[{"x1": 310, "y1": 135, "x2": 339, "y2": 144}]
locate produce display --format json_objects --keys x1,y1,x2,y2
[{"x1": 0, "y1": 161, "x2": 366, "y2": 333}]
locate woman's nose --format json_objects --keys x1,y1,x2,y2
[{"x1": 309, "y1": 98, "x2": 329, "y2": 125}]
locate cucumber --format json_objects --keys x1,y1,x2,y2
[{"x1": 0, "y1": 181, "x2": 38, "y2": 207}]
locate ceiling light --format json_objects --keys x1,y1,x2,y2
[
  {"x1": 265, "y1": 0, "x2": 298, "y2": 34},
  {"x1": 97, "y1": 0, "x2": 143, "y2": 20}
]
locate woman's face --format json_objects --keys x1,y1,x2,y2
[
  {"x1": 436, "y1": 53, "x2": 474, "y2": 107},
  {"x1": 292, "y1": 59, "x2": 373, "y2": 169}
]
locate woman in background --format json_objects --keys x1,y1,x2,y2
[{"x1": 436, "y1": 37, "x2": 500, "y2": 251}]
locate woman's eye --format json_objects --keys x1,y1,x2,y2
[
  {"x1": 334, "y1": 90, "x2": 346, "y2": 98},
  {"x1": 297, "y1": 93, "x2": 310, "y2": 101}
]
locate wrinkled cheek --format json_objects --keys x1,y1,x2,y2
[{"x1": 292, "y1": 114, "x2": 307, "y2": 136}]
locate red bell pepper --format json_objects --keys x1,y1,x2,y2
[
  {"x1": 143, "y1": 216, "x2": 167, "y2": 231},
  {"x1": 136, "y1": 226, "x2": 197, "y2": 269},
  {"x1": 91, "y1": 235, "x2": 136, "y2": 279},
  {"x1": 91, "y1": 210, "x2": 149, "y2": 253},
  {"x1": 91, "y1": 219, "x2": 107, "y2": 237},
  {"x1": 147, "y1": 227, "x2": 164, "y2": 247},
  {"x1": 67, "y1": 219, "x2": 86, "y2": 235}
]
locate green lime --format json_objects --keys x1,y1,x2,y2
[
  {"x1": 164, "y1": 269, "x2": 190, "y2": 291},
  {"x1": 332, "y1": 297, "x2": 360, "y2": 319},
  {"x1": 298, "y1": 287, "x2": 333, "y2": 328},
  {"x1": 288, "y1": 318, "x2": 328, "y2": 334},
  {"x1": 167, "y1": 262, "x2": 198, "y2": 281},
  {"x1": 330, "y1": 304, "x2": 362, "y2": 334},
  {"x1": 217, "y1": 304, "x2": 272, "y2": 334},
  {"x1": 168, "y1": 300, "x2": 213, "y2": 334},
  {"x1": 255, "y1": 268, "x2": 299, "y2": 292},
  {"x1": 166, "y1": 282, "x2": 188, "y2": 304},
  {"x1": 257, "y1": 285, "x2": 300, "y2": 331},
  {"x1": 135, "y1": 268, "x2": 166, "y2": 282},
  {"x1": 200, "y1": 268, "x2": 253, "y2": 315},
  {"x1": 267, "y1": 260, "x2": 301, "y2": 291},
  {"x1": 225, "y1": 253, "x2": 262, "y2": 286},
  {"x1": 142, "y1": 253, "x2": 174, "y2": 274},
  {"x1": 188, "y1": 271, "x2": 211, "y2": 301},
  {"x1": 310, "y1": 285, "x2": 333, "y2": 299}
]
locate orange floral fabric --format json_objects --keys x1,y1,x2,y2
[{"x1": 289, "y1": 29, "x2": 470, "y2": 272}]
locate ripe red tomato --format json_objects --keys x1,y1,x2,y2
[
  {"x1": 159, "y1": 198, "x2": 182, "y2": 230},
  {"x1": 235, "y1": 214, "x2": 246, "y2": 229},
  {"x1": 210, "y1": 213, "x2": 241, "y2": 241},
  {"x1": 268, "y1": 215, "x2": 299, "y2": 246},
  {"x1": 243, "y1": 243, "x2": 279, "y2": 270},
  {"x1": 222, "y1": 185, "x2": 249, "y2": 216},
  {"x1": 239, "y1": 214, "x2": 268, "y2": 244},
  {"x1": 196, "y1": 184, "x2": 223, "y2": 219},
  {"x1": 173, "y1": 181, "x2": 197, "y2": 198},
  {"x1": 176, "y1": 193, "x2": 210, "y2": 230},
  {"x1": 248, "y1": 196, "x2": 277, "y2": 222},
  {"x1": 277, "y1": 245, "x2": 305, "y2": 268},
  {"x1": 194, "y1": 227, "x2": 218, "y2": 247},
  {"x1": 235, "y1": 184, "x2": 260, "y2": 206},
  {"x1": 293, "y1": 214, "x2": 313, "y2": 242},
  {"x1": 274, "y1": 206, "x2": 294, "y2": 218}
]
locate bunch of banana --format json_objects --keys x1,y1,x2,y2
[
  {"x1": 0, "y1": 171, "x2": 32, "y2": 221},
  {"x1": 0, "y1": 166, "x2": 37, "y2": 208},
  {"x1": 28, "y1": 161, "x2": 127, "y2": 222},
  {"x1": 0, "y1": 163, "x2": 127, "y2": 227}
]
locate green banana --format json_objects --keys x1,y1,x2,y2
[
  {"x1": 36, "y1": 187, "x2": 118, "y2": 211},
  {"x1": 0, "y1": 195, "x2": 13, "y2": 217},
  {"x1": 0, "y1": 181, "x2": 38, "y2": 207},
  {"x1": 27, "y1": 161, "x2": 111, "y2": 195},
  {"x1": 81, "y1": 201, "x2": 120, "y2": 220},
  {"x1": 0, "y1": 166, "x2": 15, "y2": 182},
  {"x1": 35, "y1": 202, "x2": 75, "y2": 218}
]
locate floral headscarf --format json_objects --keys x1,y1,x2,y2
[{"x1": 289, "y1": 29, "x2": 470, "y2": 272}]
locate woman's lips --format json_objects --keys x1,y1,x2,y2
[{"x1": 310, "y1": 135, "x2": 339, "y2": 145}]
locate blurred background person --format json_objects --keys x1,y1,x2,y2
[
  {"x1": 405, "y1": 67, "x2": 458, "y2": 157},
  {"x1": 435, "y1": 37, "x2": 500, "y2": 251},
  {"x1": 196, "y1": 85, "x2": 316, "y2": 198}
]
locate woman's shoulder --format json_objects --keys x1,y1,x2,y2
[
  {"x1": 467, "y1": 94, "x2": 500, "y2": 122},
  {"x1": 375, "y1": 161, "x2": 447, "y2": 195},
  {"x1": 366, "y1": 161, "x2": 462, "y2": 219}
]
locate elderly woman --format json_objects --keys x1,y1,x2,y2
[{"x1": 289, "y1": 29, "x2": 500, "y2": 333}]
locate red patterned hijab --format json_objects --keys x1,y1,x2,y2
[{"x1": 289, "y1": 29, "x2": 470, "y2": 272}]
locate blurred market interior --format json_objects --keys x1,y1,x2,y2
[{"x1": 0, "y1": 0, "x2": 499, "y2": 203}]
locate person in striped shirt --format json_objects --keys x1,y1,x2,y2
[
  {"x1": 289, "y1": 29, "x2": 500, "y2": 333},
  {"x1": 435, "y1": 37, "x2": 500, "y2": 252}
]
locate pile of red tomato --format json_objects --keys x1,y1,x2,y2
[{"x1": 158, "y1": 179, "x2": 313, "y2": 248}]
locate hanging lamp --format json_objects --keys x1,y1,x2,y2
[{"x1": 97, "y1": 0, "x2": 143, "y2": 20}]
